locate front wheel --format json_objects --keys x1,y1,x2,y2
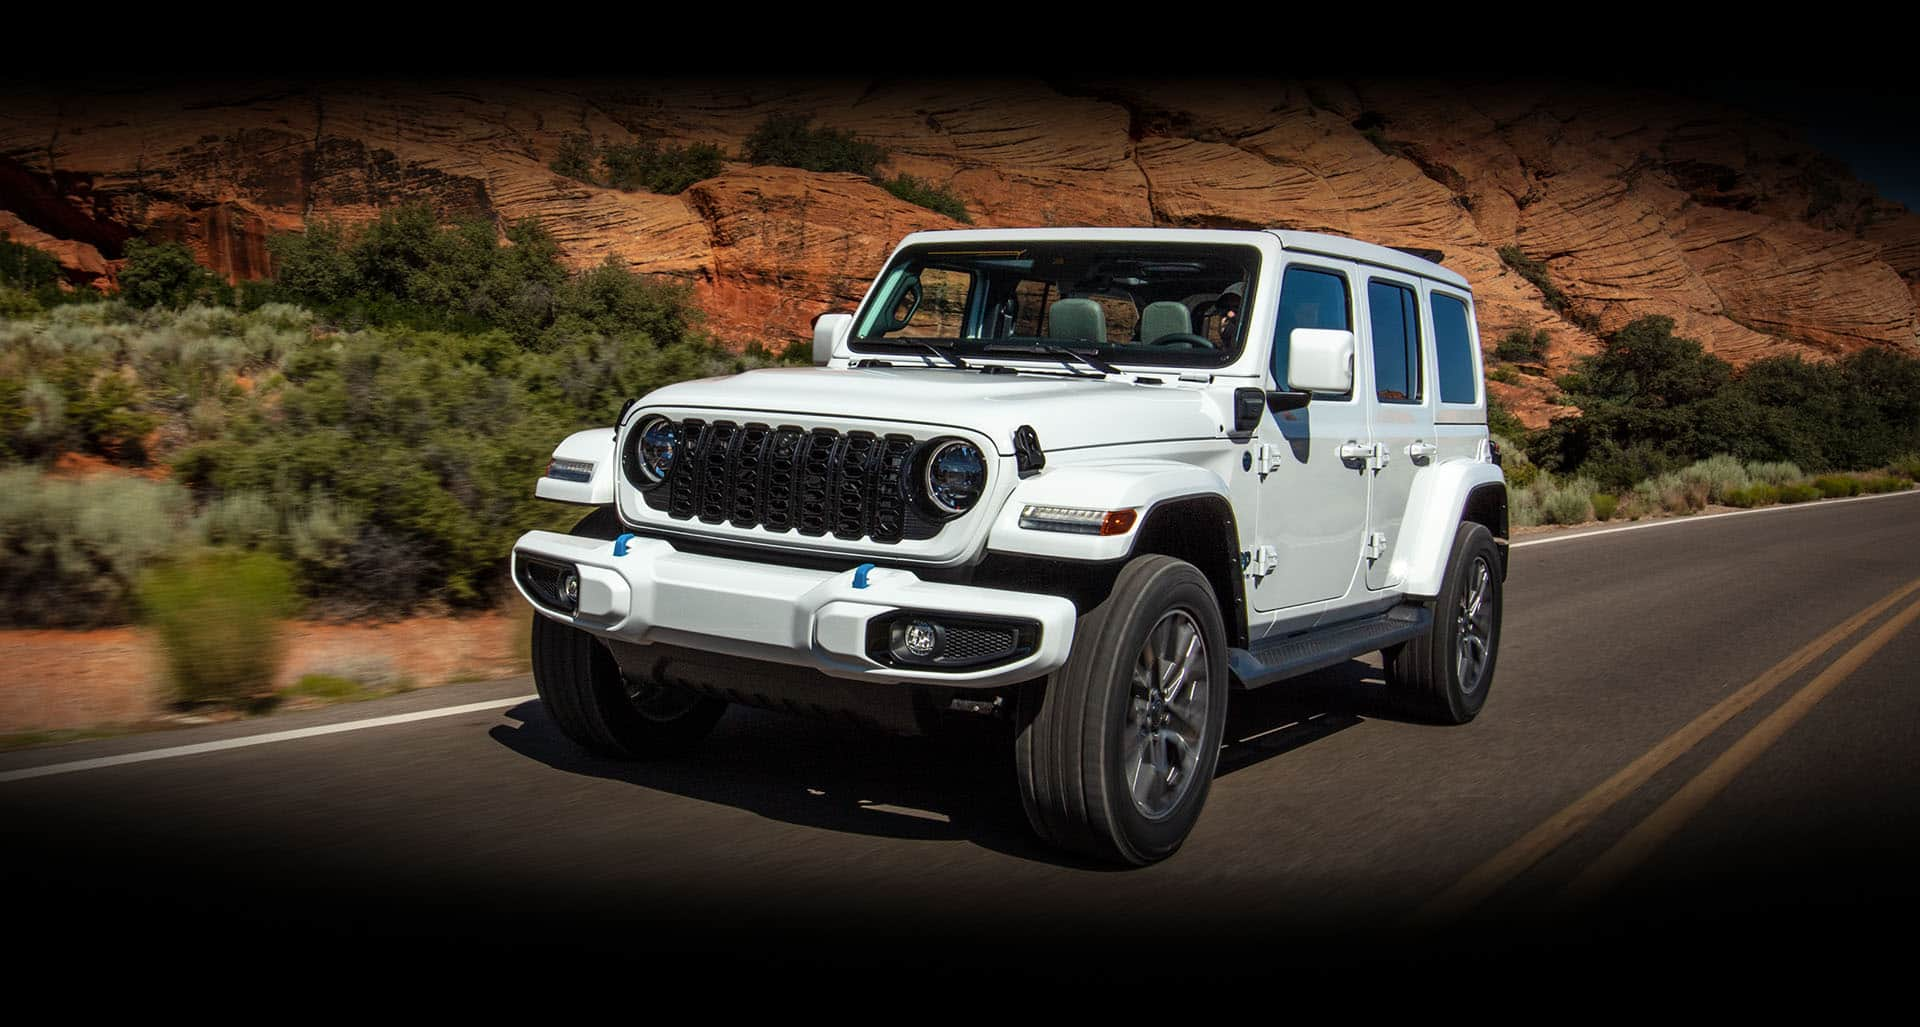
[
  {"x1": 1015, "y1": 555, "x2": 1230, "y2": 865},
  {"x1": 1385, "y1": 522, "x2": 1502, "y2": 724},
  {"x1": 529, "y1": 507, "x2": 727, "y2": 758}
]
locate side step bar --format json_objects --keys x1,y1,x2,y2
[{"x1": 1229, "y1": 604, "x2": 1432, "y2": 690}]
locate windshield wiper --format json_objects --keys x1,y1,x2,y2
[
  {"x1": 982, "y1": 343, "x2": 1120, "y2": 376},
  {"x1": 901, "y1": 339, "x2": 968, "y2": 369}
]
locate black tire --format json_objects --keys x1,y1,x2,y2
[
  {"x1": 1015, "y1": 555, "x2": 1230, "y2": 865},
  {"x1": 1386, "y1": 522, "x2": 1502, "y2": 724},
  {"x1": 529, "y1": 507, "x2": 727, "y2": 758}
]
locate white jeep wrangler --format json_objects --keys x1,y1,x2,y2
[{"x1": 513, "y1": 228, "x2": 1508, "y2": 864}]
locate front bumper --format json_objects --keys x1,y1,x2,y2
[{"x1": 510, "y1": 531, "x2": 1078, "y2": 688}]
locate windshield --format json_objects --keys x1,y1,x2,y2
[{"x1": 850, "y1": 241, "x2": 1261, "y2": 368}]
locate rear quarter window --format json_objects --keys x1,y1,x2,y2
[{"x1": 1431, "y1": 292, "x2": 1480, "y2": 405}]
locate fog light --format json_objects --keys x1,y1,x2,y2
[
  {"x1": 560, "y1": 570, "x2": 581, "y2": 608},
  {"x1": 901, "y1": 620, "x2": 939, "y2": 658}
]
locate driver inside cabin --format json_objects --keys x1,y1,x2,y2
[{"x1": 855, "y1": 243, "x2": 1258, "y2": 356}]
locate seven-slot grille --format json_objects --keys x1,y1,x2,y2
[{"x1": 642, "y1": 418, "x2": 937, "y2": 543}]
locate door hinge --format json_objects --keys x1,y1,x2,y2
[
  {"x1": 1242, "y1": 545, "x2": 1279, "y2": 579},
  {"x1": 1364, "y1": 531, "x2": 1388, "y2": 561},
  {"x1": 1340, "y1": 440, "x2": 1391, "y2": 472},
  {"x1": 1253, "y1": 442, "x2": 1285, "y2": 477}
]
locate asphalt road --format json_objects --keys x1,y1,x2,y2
[{"x1": 7, "y1": 492, "x2": 1920, "y2": 981}]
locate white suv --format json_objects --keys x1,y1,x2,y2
[{"x1": 513, "y1": 227, "x2": 1509, "y2": 864}]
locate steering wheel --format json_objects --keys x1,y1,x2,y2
[{"x1": 1147, "y1": 332, "x2": 1217, "y2": 349}]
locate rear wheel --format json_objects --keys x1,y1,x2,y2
[
  {"x1": 1386, "y1": 522, "x2": 1502, "y2": 724},
  {"x1": 530, "y1": 507, "x2": 726, "y2": 758},
  {"x1": 1015, "y1": 555, "x2": 1230, "y2": 865}
]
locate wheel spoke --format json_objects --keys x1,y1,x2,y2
[{"x1": 1118, "y1": 608, "x2": 1213, "y2": 820}]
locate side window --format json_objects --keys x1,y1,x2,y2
[
  {"x1": 1366, "y1": 280, "x2": 1422, "y2": 403},
  {"x1": 1431, "y1": 292, "x2": 1479, "y2": 405},
  {"x1": 1272, "y1": 266, "x2": 1353, "y2": 398}
]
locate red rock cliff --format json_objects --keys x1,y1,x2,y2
[{"x1": 3, "y1": 79, "x2": 1916, "y2": 428}]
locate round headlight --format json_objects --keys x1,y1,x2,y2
[
  {"x1": 920, "y1": 438, "x2": 986, "y2": 516},
  {"x1": 623, "y1": 416, "x2": 679, "y2": 487}
]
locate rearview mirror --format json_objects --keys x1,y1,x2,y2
[
  {"x1": 1288, "y1": 328, "x2": 1356, "y2": 394},
  {"x1": 812, "y1": 313, "x2": 853, "y2": 366}
]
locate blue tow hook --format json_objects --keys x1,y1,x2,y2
[
  {"x1": 613, "y1": 533, "x2": 637, "y2": 557},
  {"x1": 852, "y1": 562, "x2": 876, "y2": 589}
]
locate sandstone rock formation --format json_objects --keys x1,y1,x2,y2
[{"x1": 3, "y1": 79, "x2": 1916, "y2": 428}]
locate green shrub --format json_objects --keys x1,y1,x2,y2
[
  {"x1": 1811, "y1": 474, "x2": 1861, "y2": 498},
  {"x1": 1538, "y1": 476, "x2": 1597, "y2": 526},
  {"x1": 0, "y1": 285, "x2": 42, "y2": 319},
  {"x1": 0, "y1": 470, "x2": 195, "y2": 627},
  {"x1": 1615, "y1": 491, "x2": 1653, "y2": 521},
  {"x1": 139, "y1": 549, "x2": 296, "y2": 705},
  {"x1": 1488, "y1": 366, "x2": 1520, "y2": 385},
  {"x1": 1724, "y1": 483, "x2": 1782, "y2": 508},
  {"x1": 284, "y1": 674, "x2": 368, "y2": 700},
  {"x1": 1745, "y1": 460, "x2": 1805, "y2": 486},
  {"x1": 1498, "y1": 246, "x2": 1574, "y2": 315},
  {"x1": 743, "y1": 114, "x2": 888, "y2": 177},
  {"x1": 603, "y1": 139, "x2": 726, "y2": 195},
  {"x1": 550, "y1": 132, "x2": 599, "y2": 181},
  {"x1": 2, "y1": 234, "x2": 62, "y2": 291},
  {"x1": 1859, "y1": 475, "x2": 1909, "y2": 494},
  {"x1": 117, "y1": 239, "x2": 233, "y2": 310},
  {"x1": 1495, "y1": 327, "x2": 1550, "y2": 364},
  {"x1": 1639, "y1": 471, "x2": 1708, "y2": 515},
  {"x1": 879, "y1": 174, "x2": 972, "y2": 222},
  {"x1": 1487, "y1": 396, "x2": 1527, "y2": 440},
  {"x1": 1679, "y1": 454, "x2": 1751, "y2": 504},
  {"x1": 1590, "y1": 493, "x2": 1617, "y2": 521},
  {"x1": 1887, "y1": 454, "x2": 1920, "y2": 480},
  {"x1": 1510, "y1": 484, "x2": 1541, "y2": 528},
  {"x1": 1778, "y1": 483, "x2": 1820, "y2": 503}
]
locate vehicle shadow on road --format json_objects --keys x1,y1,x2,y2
[{"x1": 489, "y1": 657, "x2": 1413, "y2": 867}]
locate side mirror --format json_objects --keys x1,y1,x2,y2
[
  {"x1": 812, "y1": 313, "x2": 853, "y2": 366},
  {"x1": 1288, "y1": 328, "x2": 1356, "y2": 394}
]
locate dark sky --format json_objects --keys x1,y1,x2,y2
[{"x1": 1695, "y1": 81, "x2": 1920, "y2": 212}]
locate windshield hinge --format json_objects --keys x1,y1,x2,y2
[{"x1": 1253, "y1": 443, "x2": 1286, "y2": 477}]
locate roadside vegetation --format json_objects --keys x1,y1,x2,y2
[
  {"x1": 1496, "y1": 313, "x2": 1920, "y2": 528},
  {"x1": 1, "y1": 209, "x2": 804, "y2": 714}
]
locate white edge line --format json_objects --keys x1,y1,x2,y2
[
  {"x1": 0, "y1": 695, "x2": 535, "y2": 784},
  {"x1": 1510, "y1": 488, "x2": 1920, "y2": 550}
]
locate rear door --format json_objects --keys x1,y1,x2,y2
[{"x1": 1361, "y1": 271, "x2": 1438, "y2": 590}]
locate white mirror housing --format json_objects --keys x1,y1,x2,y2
[
  {"x1": 1288, "y1": 328, "x2": 1356, "y2": 394},
  {"x1": 812, "y1": 313, "x2": 854, "y2": 366}
]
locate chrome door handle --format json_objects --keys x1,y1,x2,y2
[
  {"x1": 1407, "y1": 441, "x2": 1438, "y2": 462},
  {"x1": 1339, "y1": 440, "x2": 1371, "y2": 462}
]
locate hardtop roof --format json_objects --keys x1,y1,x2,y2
[{"x1": 891, "y1": 227, "x2": 1470, "y2": 290}]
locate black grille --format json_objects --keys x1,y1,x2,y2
[
  {"x1": 942, "y1": 625, "x2": 1018, "y2": 664},
  {"x1": 641, "y1": 419, "x2": 937, "y2": 543}
]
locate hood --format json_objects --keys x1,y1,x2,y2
[{"x1": 638, "y1": 365, "x2": 1228, "y2": 454}]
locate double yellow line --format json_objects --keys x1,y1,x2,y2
[{"x1": 1415, "y1": 575, "x2": 1920, "y2": 922}]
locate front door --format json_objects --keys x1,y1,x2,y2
[{"x1": 1252, "y1": 263, "x2": 1370, "y2": 613}]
